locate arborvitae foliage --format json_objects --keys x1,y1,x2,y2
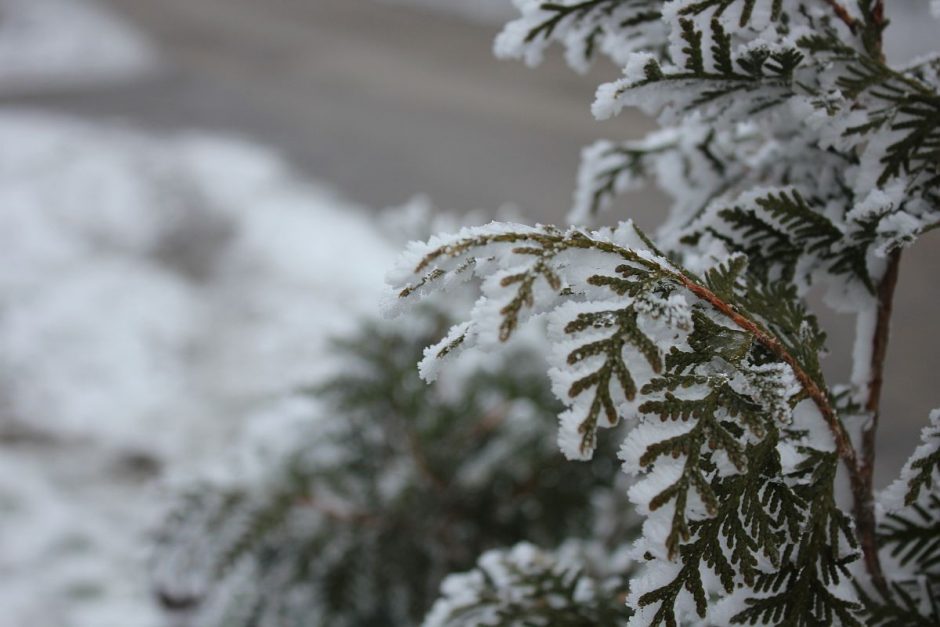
[
  {"x1": 423, "y1": 542, "x2": 633, "y2": 626},
  {"x1": 860, "y1": 409, "x2": 940, "y2": 625},
  {"x1": 385, "y1": 2, "x2": 940, "y2": 625},
  {"x1": 151, "y1": 308, "x2": 636, "y2": 626}
]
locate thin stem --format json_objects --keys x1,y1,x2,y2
[
  {"x1": 854, "y1": 249, "x2": 901, "y2": 595},
  {"x1": 675, "y1": 275, "x2": 858, "y2": 464},
  {"x1": 847, "y1": 0, "x2": 891, "y2": 595},
  {"x1": 870, "y1": 0, "x2": 887, "y2": 60},
  {"x1": 553, "y1": 234, "x2": 860, "y2": 472}
]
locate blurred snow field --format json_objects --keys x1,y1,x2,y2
[
  {"x1": 0, "y1": 0, "x2": 158, "y2": 94},
  {"x1": 0, "y1": 111, "x2": 397, "y2": 627}
]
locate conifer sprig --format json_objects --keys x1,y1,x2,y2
[
  {"x1": 424, "y1": 542, "x2": 634, "y2": 627},
  {"x1": 393, "y1": 222, "x2": 858, "y2": 470},
  {"x1": 389, "y1": 219, "x2": 879, "y2": 622},
  {"x1": 387, "y1": 1, "x2": 940, "y2": 623}
]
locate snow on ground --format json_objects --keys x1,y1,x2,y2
[
  {"x1": 0, "y1": 0, "x2": 157, "y2": 94},
  {"x1": 0, "y1": 111, "x2": 396, "y2": 627}
]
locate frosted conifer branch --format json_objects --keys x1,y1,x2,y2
[
  {"x1": 392, "y1": 0, "x2": 940, "y2": 623},
  {"x1": 388, "y1": 220, "x2": 874, "y2": 622},
  {"x1": 861, "y1": 409, "x2": 940, "y2": 624},
  {"x1": 423, "y1": 541, "x2": 633, "y2": 626}
]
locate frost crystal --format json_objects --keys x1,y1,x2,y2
[{"x1": 391, "y1": 1, "x2": 940, "y2": 625}]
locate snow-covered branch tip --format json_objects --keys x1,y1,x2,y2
[
  {"x1": 383, "y1": 1, "x2": 940, "y2": 624},
  {"x1": 389, "y1": 221, "x2": 850, "y2": 460},
  {"x1": 388, "y1": 217, "x2": 870, "y2": 623}
]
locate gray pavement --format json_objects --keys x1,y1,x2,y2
[
  {"x1": 5, "y1": 0, "x2": 938, "y2": 484},
  {"x1": 9, "y1": 0, "x2": 659, "y2": 224}
]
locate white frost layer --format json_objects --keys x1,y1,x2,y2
[
  {"x1": 0, "y1": 111, "x2": 395, "y2": 627},
  {"x1": 0, "y1": 0, "x2": 158, "y2": 94}
]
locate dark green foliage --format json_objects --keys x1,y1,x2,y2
[
  {"x1": 636, "y1": 431, "x2": 797, "y2": 626},
  {"x1": 731, "y1": 451, "x2": 861, "y2": 626},
  {"x1": 679, "y1": 19, "x2": 704, "y2": 74},
  {"x1": 426, "y1": 543, "x2": 633, "y2": 627},
  {"x1": 513, "y1": 0, "x2": 664, "y2": 68},
  {"x1": 393, "y1": 0, "x2": 940, "y2": 624},
  {"x1": 735, "y1": 280, "x2": 827, "y2": 384},
  {"x1": 616, "y1": 16, "x2": 804, "y2": 109},
  {"x1": 709, "y1": 189, "x2": 872, "y2": 290},
  {"x1": 879, "y1": 94, "x2": 940, "y2": 190},
  {"x1": 677, "y1": 0, "x2": 782, "y2": 27},
  {"x1": 803, "y1": 26, "x2": 940, "y2": 203},
  {"x1": 857, "y1": 579, "x2": 940, "y2": 627},
  {"x1": 435, "y1": 226, "x2": 860, "y2": 626},
  {"x1": 633, "y1": 315, "x2": 855, "y2": 626},
  {"x1": 860, "y1": 411, "x2": 940, "y2": 626},
  {"x1": 499, "y1": 244, "x2": 564, "y2": 340},
  {"x1": 152, "y1": 311, "x2": 633, "y2": 626},
  {"x1": 524, "y1": 1, "x2": 632, "y2": 43},
  {"x1": 154, "y1": 1, "x2": 940, "y2": 624},
  {"x1": 907, "y1": 444, "x2": 940, "y2": 507},
  {"x1": 564, "y1": 305, "x2": 662, "y2": 454},
  {"x1": 880, "y1": 494, "x2": 940, "y2": 579},
  {"x1": 577, "y1": 143, "x2": 664, "y2": 221},
  {"x1": 394, "y1": 206, "x2": 882, "y2": 623}
]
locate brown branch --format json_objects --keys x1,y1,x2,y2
[
  {"x1": 566, "y1": 234, "x2": 893, "y2": 590},
  {"x1": 853, "y1": 249, "x2": 901, "y2": 594},
  {"x1": 676, "y1": 278, "x2": 856, "y2": 464},
  {"x1": 615, "y1": 245, "x2": 895, "y2": 595},
  {"x1": 296, "y1": 494, "x2": 381, "y2": 526},
  {"x1": 417, "y1": 231, "x2": 860, "y2": 473},
  {"x1": 849, "y1": 0, "x2": 890, "y2": 594},
  {"x1": 822, "y1": 0, "x2": 859, "y2": 33},
  {"x1": 548, "y1": 234, "x2": 862, "y2": 469},
  {"x1": 870, "y1": 0, "x2": 886, "y2": 60}
]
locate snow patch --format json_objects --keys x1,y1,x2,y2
[
  {"x1": 0, "y1": 0, "x2": 158, "y2": 94},
  {"x1": 0, "y1": 111, "x2": 395, "y2": 627}
]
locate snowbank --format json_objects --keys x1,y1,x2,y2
[
  {"x1": 0, "y1": 0, "x2": 157, "y2": 94},
  {"x1": 0, "y1": 111, "x2": 396, "y2": 627}
]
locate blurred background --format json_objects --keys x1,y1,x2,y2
[{"x1": 0, "y1": 1, "x2": 937, "y2": 625}]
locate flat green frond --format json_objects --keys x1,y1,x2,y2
[
  {"x1": 565, "y1": 305, "x2": 662, "y2": 453},
  {"x1": 857, "y1": 579, "x2": 940, "y2": 627},
  {"x1": 637, "y1": 430, "x2": 811, "y2": 625},
  {"x1": 881, "y1": 494, "x2": 940, "y2": 573},
  {"x1": 730, "y1": 452, "x2": 861, "y2": 626},
  {"x1": 715, "y1": 189, "x2": 873, "y2": 290}
]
